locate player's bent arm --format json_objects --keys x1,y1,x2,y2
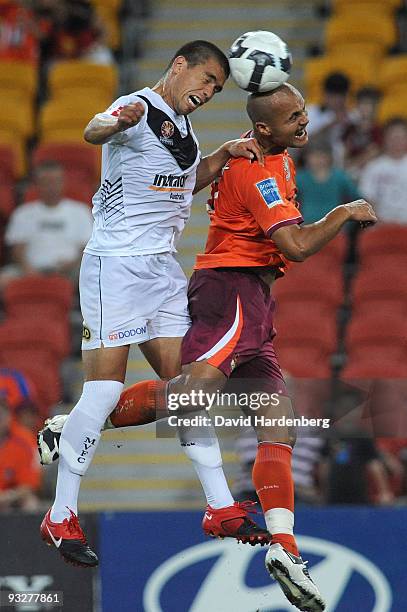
[
  {"x1": 84, "y1": 102, "x2": 145, "y2": 145},
  {"x1": 84, "y1": 114, "x2": 122, "y2": 145},
  {"x1": 272, "y1": 200, "x2": 377, "y2": 262},
  {"x1": 193, "y1": 138, "x2": 264, "y2": 194}
]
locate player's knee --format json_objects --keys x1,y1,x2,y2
[
  {"x1": 80, "y1": 380, "x2": 124, "y2": 421},
  {"x1": 288, "y1": 430, "x2": 297, "y2": 448},
  {"x1": 256, "y1": 429, "x2": 297, "y2": 448}
]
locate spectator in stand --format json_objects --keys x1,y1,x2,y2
[
  {"x1": 307, "y1": 72, "x2": 352, "y2": 166},
  {"x1": 296, "y1": 141, "x2": 360, "y2": 223},
  {"x1": 0, "y1": 398, "x2": 41, "y2": 511},
  {"x1": 1, "y1": 160, "x2": 93, "y2": 284},
  {"x1": 14, "y1": 399, "x2": 40, "y2": 433},
  {"x1": 0, "y1": 0, "x2": 38, "y2": 63},
  {"x1": 376, "y1": 438, "x2": 406, "y2": 499},
  {"x1": 343, "y1": 87, "x2": 382, "y2": 179},
  {"x1": 320, "y1": 435, "x2": 394, "y2": 505},
  {"x1": 34, "y1": 0, "x2": 113, "y2": 65},
  {"x1": 359, "y1": 118, "x2": 407, "y2": 223},
  {"x1": 0, "y1": 367, "x2": 39, "y2": 412}
]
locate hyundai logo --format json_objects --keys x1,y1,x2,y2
[{"x1": 144, "y1": 536, "x2": 392, "y2": 611}]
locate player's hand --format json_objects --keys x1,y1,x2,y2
[
  {"x1": 226, "y1": 138, "x2": 265, "y2": 166},
  {"x1": 343, "y1": 199, "x2": 377, "y2": 225},
  {"x1": 117, "y1": 102, "x2": 145, "y2": 132}
]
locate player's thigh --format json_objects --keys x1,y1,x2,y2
[
  {"x1": 80, "y1": 253, "x2": 175, "y2": 351},
  {"x1": 139, "y1": 336, "x2": 183, "y2": 379},
  {"x1": 82, "y1": 345, "x2": 130, "y2": 382},
  {"x1": 169, "y1": 361, "x2": 227, "y2": 408}
]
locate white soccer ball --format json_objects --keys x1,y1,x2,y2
[{"x1": 228, "y1": 31, "x2": 292, "y2": 93}]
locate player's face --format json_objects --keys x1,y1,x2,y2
[
  {"x1": 268, "y1": 91, "x2": 309, "y2": 149},
  {"x1": 167, "y1": 56, "x2": 226, "y2": 115},
  {"x1": 36, "y1": 168, "x2": 64, "y2": 202}
]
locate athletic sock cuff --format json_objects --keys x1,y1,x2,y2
[{"x1": 256, "y1": 442, "x2": 292, "y2": 462}]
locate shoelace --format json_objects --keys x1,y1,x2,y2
[
  {"x1": 236, "y1": 500, "x2": 260, "y2": 515},
  {"x1": 66, "y1": 509, "x2": 87, "y2": 543}
]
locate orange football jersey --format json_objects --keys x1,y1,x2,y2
[{"x1": 195, "y1": 150, "x2": 302, "y2": 275}]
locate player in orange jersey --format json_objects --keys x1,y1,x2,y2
[{"x1": 39, "y1": 83, "x2": 376, "y2": 610}]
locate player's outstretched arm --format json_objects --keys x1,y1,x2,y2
[
  {"x1": 193, "y1": 138, "x2": 264, "y2": 194},
  {"x1": 272, "y1": 199, "x2": 377, "y2": 262},
  {"x1": 84, "y1": 102, "x2": 145, "y2": 145}
]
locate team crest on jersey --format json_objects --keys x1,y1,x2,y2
[
  {"x1": 160, "y1": 121, "x2": 175, "y2": 145},
  {"x1": 283, "y1": 156, "x2": 291, "y2": 181},
  {"x1": 255, "y1": 177, "x2": 283, "y2": 208}
]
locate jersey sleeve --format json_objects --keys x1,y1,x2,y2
[{"x1": 239, "y1": 164, "x2": 303, "y2": 237}]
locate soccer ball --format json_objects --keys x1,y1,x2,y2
[{"x1": 228, "y1": 30, "x2": 292, "y2": 93}]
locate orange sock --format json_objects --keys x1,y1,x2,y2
[
  {"x1": 252, "y1": 442, "x2": 299, "y2": 556},
  {"x1": 109, "y1": 380, "x2": 167, "y2": 427}
]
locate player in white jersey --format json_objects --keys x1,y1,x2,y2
[{"x1": 40, "y1": 40, "x2": 268, "y2": 567}]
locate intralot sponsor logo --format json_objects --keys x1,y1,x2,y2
[{"x1": 143, "y1": 536, "x2": 392, "y2": 612}]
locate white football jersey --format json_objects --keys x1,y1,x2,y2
[{"x1": 85, "y1": 87, "x2": 201, "y2": 256}]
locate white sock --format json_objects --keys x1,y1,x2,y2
[
  {"x1": 177, "y1": 413, "x2": 235, "y2": 509},
  {"x1": 51, "y1": 380, "x2": 123, "y2": 522},
  {"x1": 51, "y1": 457, "x2": 81, "y2": 523}
]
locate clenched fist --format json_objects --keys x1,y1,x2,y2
[
  {"x1": 344, "y1": 199, "x2": 377, "y2": 225},
  {"x1": 116, "y1": 102, "x2": 145, "y2": 132}
]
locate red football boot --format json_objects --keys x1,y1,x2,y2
[
  {"x1": 202, "y1": 501, "x2": 272, "y2": 546},
  {"x1": 40, "y1": 508, "x2": 98, "y2": 567}
]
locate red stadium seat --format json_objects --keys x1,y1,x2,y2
[
  {"x1": 276, "y1": 345, "x2": 332, "y2": 378},
  {"x1": 310, "y1": 233, "x2": 348, "y2": 268},
  {"x1": 32, "y1": 142, "x2": 100, "y2": 186},
  {"x1": 352, "y1": 298, "x2": 407, "y2": 321},
  {"x1": 273, "y1": 265, "x2": 344, "y2": 308},
  {"x1": 358, "y1": 223, "x2": 407, "y2": 263},
  {"x1": 274, "y1": 299, "x2": 335, "y2": 322},
  {"x1": 341, "y1": 347, "x2": 407, "y2": 382},
  {"x1": 0, "y1": 318, "x2": 70, "y2": 360},
  {"x1": 345, "y1": 313, "x2": 407, "y2": 376},
  {"x1": 0, "y1": 183, "x2": 14, "y2": 219},
  {"x1": 3, "y1": 275, "x2": 74, "y2": 321},
  {"x1": 352, "y1": 268, "x2": 407, "y2": 306},
  {"x1": 0, "y1": 144, "x2": 17, "y2": 184},
  {"x1": 275, "y1": 313, "x2": 337, "y2": 353}
]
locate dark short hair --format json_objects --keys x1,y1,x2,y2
[
  {"x1": 356, "y1": 86, "x2": 381, "y2": 103},
  {"x1": 165, "y1": 40, "x2": 230, "y2": 78},
  {"x1": 323, "y1": 72, "x2": 350, "y2": 94}
]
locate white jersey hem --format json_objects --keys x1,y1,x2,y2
[{"x1": 83, "y1": 246, "x2": 174, "y2": 257}]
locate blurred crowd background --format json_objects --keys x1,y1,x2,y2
[{"x1": 0, "y1": 0, "x2": 407, "y2": 514}]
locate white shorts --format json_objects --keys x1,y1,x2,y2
[{"x1": 80, "y1": 252, "x2": 191, "y2": 350}]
